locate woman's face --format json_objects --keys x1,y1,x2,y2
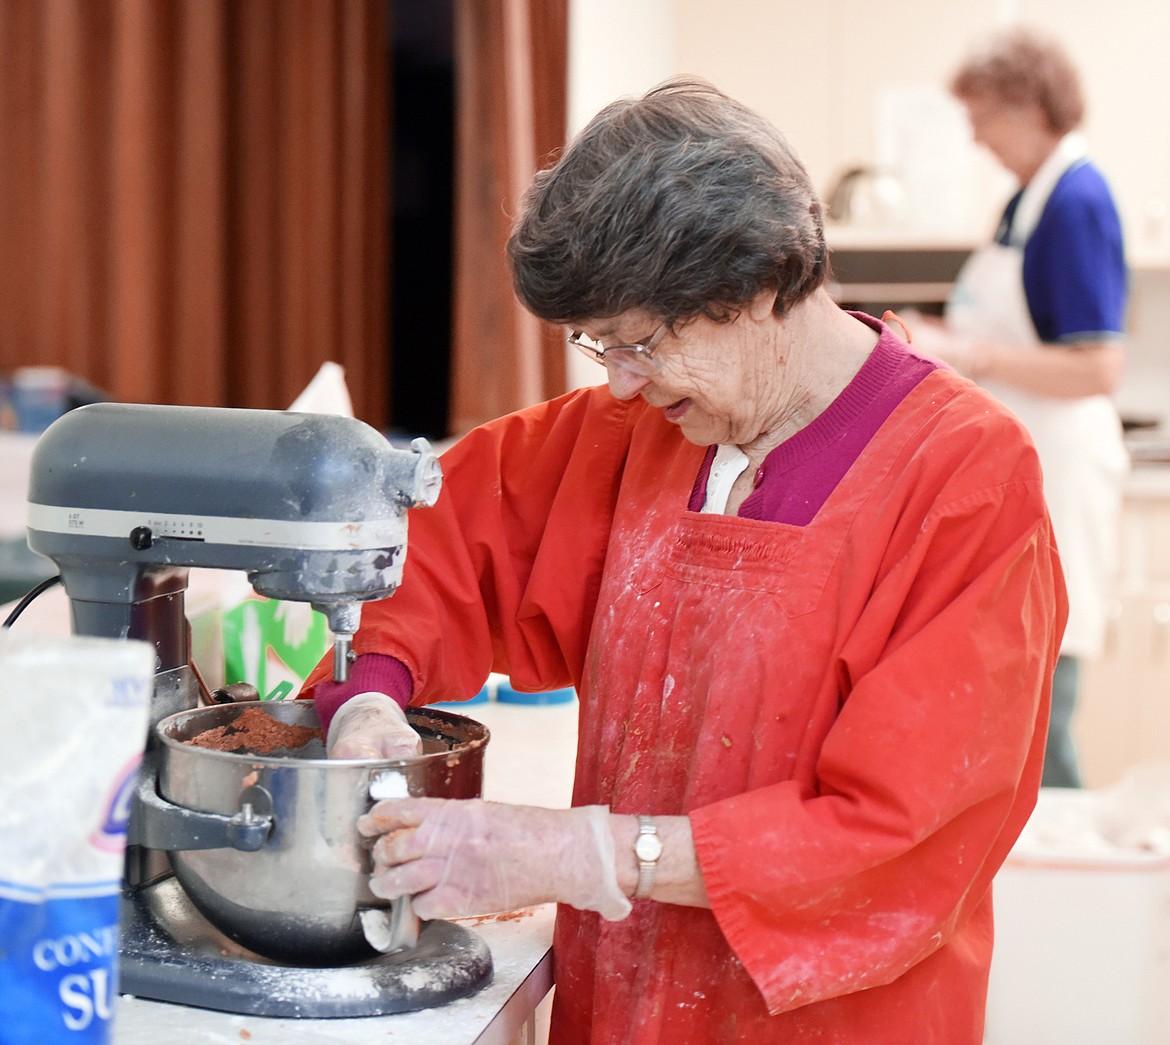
[
  {"x1": 586, "y1": 297, "x2": 788, "y2": 449},
  {"x1": 961, "y1": 93, "x2": 1056, "y2": 183}
]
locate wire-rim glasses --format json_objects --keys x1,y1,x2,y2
[{"x1": 567, "y1": 323, "x2": 669, "y2": 377}]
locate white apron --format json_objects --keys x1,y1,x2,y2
[{"x1": 946, "y1": 136, "x2": 1128, "y2": 659}]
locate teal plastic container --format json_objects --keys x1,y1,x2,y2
[
  {"x1": 495, "y1": 679, "x2": 576, "y2": 706},
  {"x1": 430, "y1": 683, "x2": 491, "y2": 710}
]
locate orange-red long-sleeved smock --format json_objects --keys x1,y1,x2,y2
[{"x1": 305, "y1": 361, "x2": 1065, "y2": 1042}]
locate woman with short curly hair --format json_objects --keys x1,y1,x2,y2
[{"x1": 916, "y1": 28, "x2": 1129, "y2": 790}]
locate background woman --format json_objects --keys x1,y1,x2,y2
[{"x1": 914, "y1": 27, "x2": 1129, "y2": 788}]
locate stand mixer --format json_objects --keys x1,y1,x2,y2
[{"x1": 25, "y1": 402, "x2": 494, "y2": 1017}]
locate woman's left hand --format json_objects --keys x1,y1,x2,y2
[
  {"x1": 359, "y1": 798, "x2": 632, "y2": 922},
  {"x1": 327, "y1": 692, "x2": 422, "y2": 760}
]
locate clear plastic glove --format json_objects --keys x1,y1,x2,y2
[
  {"x1": 359, "y1": 798, "x2": 633, "y2": 922},
  {"x1": 327, "y1": 692, "x2": 422, "y2": 760}
]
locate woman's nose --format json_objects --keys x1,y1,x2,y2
[{"x1": 606, "y1": 363, "x2": 652, "y2": 401}]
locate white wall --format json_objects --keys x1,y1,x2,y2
[
  {"x1": 567, "y1": 0, "x2": 1170, "y2": 254},
  {"x1": 567, "y1": 0, "x2": 1012, "y2": 243},
  {"x1": 564, "y1": 1, "x2": 1170, "y2": 419},
  {"x1": 671, "y1": 0, "x2": 1170, "y2": 263},
  {"x1": 564, "y1": 0, "x2": 678, "y2": 388},
  {"x1": 567, "y1": 0, "x2": 677, "y2": 136}
]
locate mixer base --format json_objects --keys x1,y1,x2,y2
[{"x1": 119, "y1": 876, "x2": 494, "y2": 1018}]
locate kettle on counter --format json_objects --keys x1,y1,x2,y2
[{"x1": 825, "y1": 166, "x2": 907, "y2": 226}]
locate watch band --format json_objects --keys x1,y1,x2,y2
[{"x1": 633, "y1": 815, "x2": 663, "y2": 899}]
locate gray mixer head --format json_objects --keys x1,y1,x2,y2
[{"x1": 25, "y1": 403, "x2": 441, "y2": 660}]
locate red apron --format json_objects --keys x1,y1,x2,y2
[
  {"x1": 309, "y1": 373, "x2": 1064, "y2": 1043},
  {"x1": 555, "y1": 378, "x2": 1060, "y2": 1042}
]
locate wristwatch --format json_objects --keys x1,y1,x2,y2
[{"x1": 633, "y1": 815, "x2": 663, "y2": 899}]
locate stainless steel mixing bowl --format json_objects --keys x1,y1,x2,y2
[{"x1": 153, "y1": 700, "x2": 488, "y2": 966}]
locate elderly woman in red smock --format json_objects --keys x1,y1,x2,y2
[{"x1": 303, "y1": 78, "x2": 1066, "y2": 1043}]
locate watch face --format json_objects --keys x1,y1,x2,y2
[{"x1": 635, "y1": 832, "x2": 663, "y2": 862}]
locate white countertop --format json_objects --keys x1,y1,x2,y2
[
  {"x1": 823, "y1": 223, "x2": 980, "y2": 252},
  {"x1": 1125, "y1": 461, "x2": 1170, "y2": 499},
  {"x1": 113, "y1": 904, "x2": 557, "y2": 1045}
]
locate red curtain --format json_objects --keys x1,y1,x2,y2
[
  {"x1": 0, "y1": 0, "x2": 389, "y2": 423},
  {"x1": 450, "y1": 0, "x2": 566, "y2": 434},
  {"x1": 0, "y1": 0, "x2": 565, "y2": 433}
]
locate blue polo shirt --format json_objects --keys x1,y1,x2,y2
[{"x1": 996, "y1": 161, "x2": 1128, "y2": 344}]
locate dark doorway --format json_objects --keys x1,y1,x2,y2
[{"x1": 388, "y1": 0, "x2": 455, "y2": 440}]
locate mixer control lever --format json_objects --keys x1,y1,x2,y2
[{"x1": 408, "y1": 437, "x2": 443, "y2": 508}]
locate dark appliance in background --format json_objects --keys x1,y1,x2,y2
[
  {"x1": 827, "y1": 244, "x2": 973, "y2": 319},
  {"x1": 389, "y1": 0, "x2": 455, "y2": 442}
]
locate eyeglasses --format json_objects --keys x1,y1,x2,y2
[{"x1": 567, "y1": 323, "x2": 669, "y2": 377}]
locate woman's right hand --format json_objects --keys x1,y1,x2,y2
[
  {"x1": 326, "y1": 692, "x2": 422, "y2": 760},
  {"x1": 899, "y1": 311, "x2": 988, "y2": 377}
]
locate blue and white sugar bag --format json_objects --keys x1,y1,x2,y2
[{"x1": 0, "y1": 632, "x2": 153, "y2": 1044}]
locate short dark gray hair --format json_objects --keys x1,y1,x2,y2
[{"x1": 507, "y1": 77, "x2": 827, "y2": 329}]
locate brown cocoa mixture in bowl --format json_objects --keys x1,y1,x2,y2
[{"x1": 187, "y1": 704, "x2": 323, "y2": 754}]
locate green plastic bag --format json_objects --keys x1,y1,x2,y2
[{"x1": 220, "y1": 595, "x2": 330, "y2": 700}]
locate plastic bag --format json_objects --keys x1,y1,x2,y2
[
  {"x1": 219, "y1": 582, "x2": 331, "y2": 700},
  {"x1": 0, "y1": 632, "x2": 153, "y2": 1044}
]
